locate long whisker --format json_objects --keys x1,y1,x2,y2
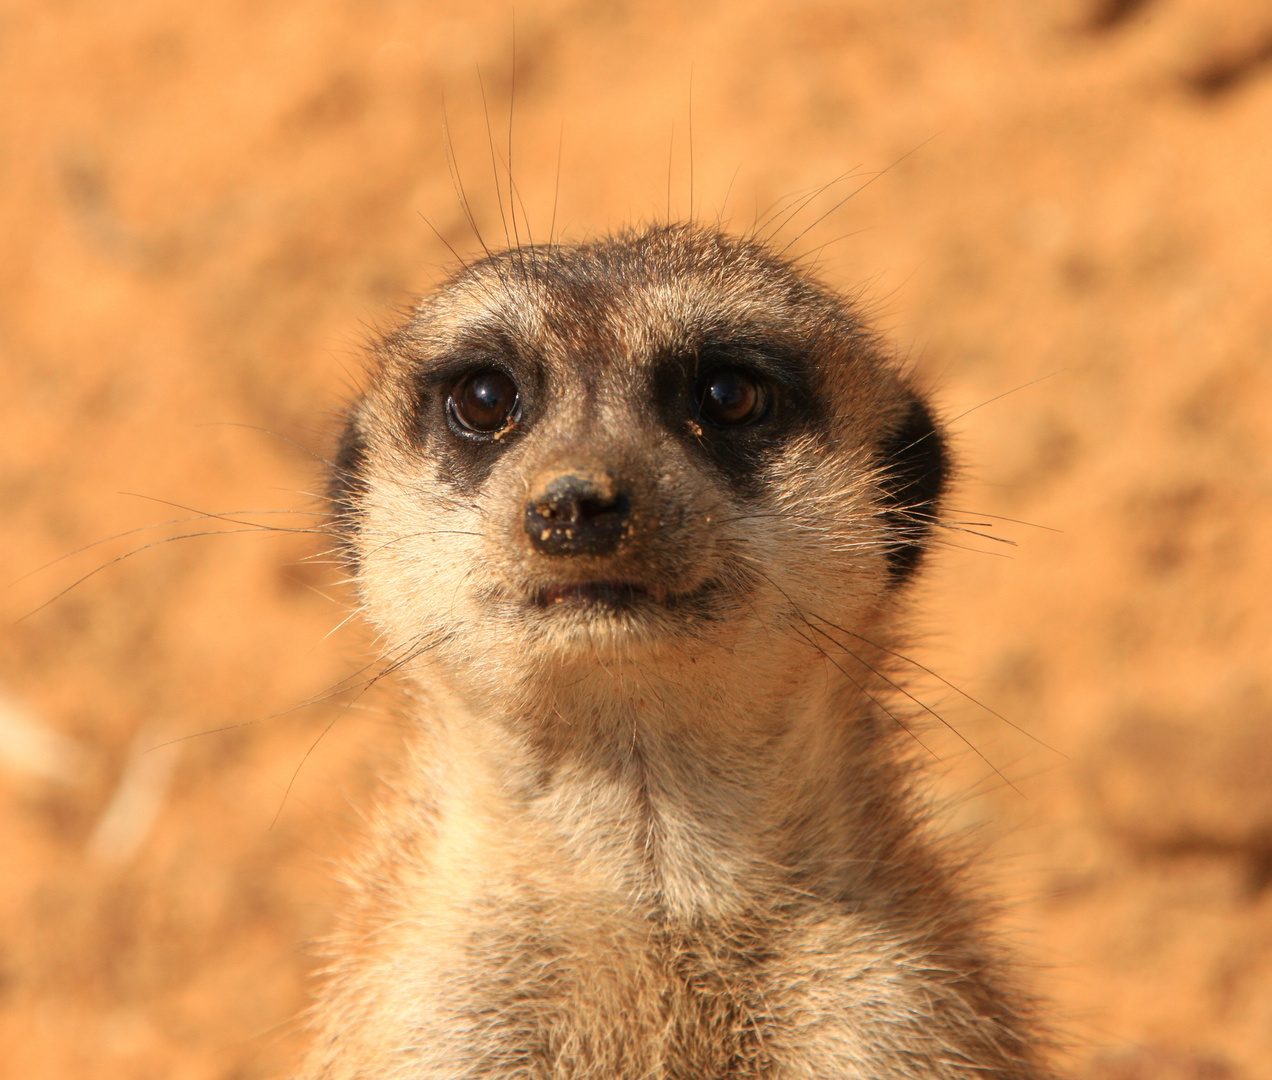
[
  {"x1": 813, "y1": 618, "x2": 1021, "y2": 794},
  {"x1": 477, "y1": 68, "x2": 512, "y2": 256},
  {"x1": 504, "y1": 23, "x2": 535, "y2": 256},
  {"x1": 777, "y1": 135, "x2": 938, "y2": 259},
  {"x1": 725, "y1": 551, "x2": 942, "y2": 757},
  {"x1": 687, "y1": 64, "x2": 695, "y2": 220},
  {"x1": 10, "y1": 508, "x2": 314, "y2": 587},
  {"x1": 944, "y1": 508, "x2": 1062, "y2": 533},
  {"x1": 418, "y1": 210, "x2": 469, "y2": 269},
  {"x1": 441, "y1": 94, "x2": 492, "y2": 262},
  {"x1": 117, "y1": 492, "x2": 326, "y2": 531},
  {"x1": 787, "y1": 619, "x2": 942, "y2": 762},
  {"x1": 268, "y1": 631, "x2": 447, "y2": 828},
  {"x1": 19, "y1": 526, "x2": 310, "y2": 621},
  {"x1": 736, "y1": 553, "x2": 1021, "y2": 791},
  {"x1": 142, "y1": 621, "x2": 422, "y2": 756},
  {"x1": 549, "y1": 121, "x2": 564, "y2": 248},
  {"x1": 936, "y1": 523, "x2": 1019, "y2": 548},
  {"x1": 755, "y1": 168, "x2": 863, "y2": 245},
  {"x1": 945, "y1": 372, "x2": 1059, "y2": 425},
  {"x1": 195, "y1": 421, "x2": 335, "y2": 470},
  {"x1": 802, "y1": 614, "x2": 1062, "y2": 756}
]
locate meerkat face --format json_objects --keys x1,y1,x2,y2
[{"x1": 331, "y1": 225, "x2": 946, "y2": 723}]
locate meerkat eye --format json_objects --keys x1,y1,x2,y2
[
  {"x1": 448, "y1": 369, "x2": 520, "y2": 433},
  {"x1": 695, "y1": 369, "x2": 769, "y2": 428}
]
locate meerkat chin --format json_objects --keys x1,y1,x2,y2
[{"x1": 300, "y1": 223, "x2": 1050, "y2": 1079}]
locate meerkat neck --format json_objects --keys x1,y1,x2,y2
[{"x1": 423, "y1": 674, "x2": 905, "y2": 921}]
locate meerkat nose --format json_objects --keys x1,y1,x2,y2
[{"x1": 524, "y1": 470, "x2": 631, "y2": 557}]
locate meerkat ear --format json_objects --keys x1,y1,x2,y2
[
  {"x1": 877, "y1": 392, "x2": 949, "y2": 586},
  {"x1": 328, "y1": 408, "x2": 369, "y2": 572}
]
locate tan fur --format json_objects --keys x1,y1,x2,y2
[{"x1": 298, "y1": 225, "x2": 1050, "y2": 1079}]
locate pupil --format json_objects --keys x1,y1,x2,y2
[
  {"x1": 701, "y1": 370, "x2": 760, "y2": 426},
  {"x1": 456, "y1": 370, "x2": 517, "y2": 431}
]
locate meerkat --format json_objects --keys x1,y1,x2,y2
[{"x1": 300, "y1": 222, "x2": 1050, "y2": 1079}]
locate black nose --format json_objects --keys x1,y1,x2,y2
[{"x1": 524, "y1": 473, "x2": 630, "y2": 556}]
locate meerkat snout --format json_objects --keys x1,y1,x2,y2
[{"x1": 524, "y1": 470, "x2": 631, "y2": 556}]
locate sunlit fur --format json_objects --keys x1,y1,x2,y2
[{"x1": 298, "y1": 224, "x2": 1049, "y2": 1079}]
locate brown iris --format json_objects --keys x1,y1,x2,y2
[
  {"x1": 449, "y1": 369, "x2": 520, "y2": 433},
  {"x1": 696, "y1": 369, "x2": 768, "y2": 427}
]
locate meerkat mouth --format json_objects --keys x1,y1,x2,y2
[
  {"x1": 533, "y1": 581, "x2": 657, "y2": 609},
  {"x1": 528, "y1": 577, "x2": 731, "y2": 621}
]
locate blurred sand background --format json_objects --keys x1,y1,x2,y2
[{"x1": 3, "y1": 1, "x2": 1272, "y2": 1077}]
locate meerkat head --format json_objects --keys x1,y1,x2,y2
[{"x1": 330, "y1": 224, "x2": 947, "y2": 740}]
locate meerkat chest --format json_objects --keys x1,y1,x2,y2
[
  {"x1": 363, "y1": 885, "x2": 935, "y2": 1080},
  {"x1": 445, "y1": 909, "x2": 777, "y2": 1079}
]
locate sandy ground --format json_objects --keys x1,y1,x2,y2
[{"x1": 2, "y1": 1, "x2": 1271, "y2": 1077}]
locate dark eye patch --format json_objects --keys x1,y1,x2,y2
[
  {"x1": 407, "y1": 329, "x2": 542, "y2": 492},
  {"x1": 877, "y1": 395, "x2": 948, "y2": 585},
  {"x1": 655, "y1": 339, "x2": 823, "y2": 497},
  {"x1": 327, "y1": 409, "x2": 369, "y2": 572}
]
